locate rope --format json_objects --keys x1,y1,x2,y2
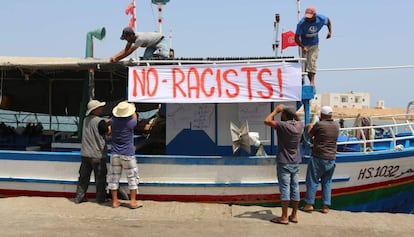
[{"x1": 318, "y1": 65, "x2": 414, "y2": 72}]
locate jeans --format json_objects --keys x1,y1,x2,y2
[
  {"x1": 143, "y1": 37, "x2": 168, "y2": 59},
  {"x1": 304, "y1": 156, "x2": 336, "y2": 206},
  {"x1": 277, "y1": 163, "x2": 300, "y2": 201}
]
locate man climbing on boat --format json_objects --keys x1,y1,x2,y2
[
  {"x1": 264, "y1": 104, "x2": 303, "y2": 224},
  {"x1": 295, "y1": 6, "x2": 332, "y2": 87},
  {"x1": 110, "y1": 27, "x2": 168, "y2": 62}
]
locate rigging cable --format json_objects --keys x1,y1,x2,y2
[
  {"x1": 319, "y1": 65, "x2": 414, "y2": 72},
  {"x1": 0, "y1": 70, "x2": 4, "y2": 106}
]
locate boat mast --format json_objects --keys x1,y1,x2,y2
[{"x1": 151, "y1": 0, "x2": 170, "y2": 34}]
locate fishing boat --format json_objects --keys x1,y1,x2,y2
[{"x1": 0, "y1": 55, "x2": 413, "y2": 214}]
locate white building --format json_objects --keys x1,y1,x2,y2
[{"x1": 312, "y1": 92, "x2": 371, "y2": 109}]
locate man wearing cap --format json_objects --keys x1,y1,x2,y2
[
  {"x1": 295, "y1": 6, "x2": 332, "y2": 87},
  {"x1": 108, "y1": 101, "x2": 143, "y2": 209},
  {"x1": 302, "y1": 106, "x2": 339, "y2": 214},
  {"x1": 110, "y1": 27, "x2": 168, "y2": 62},
  {"x1": 74, "y1": 100, "x2": 110, "y2": 204},
  {"x1": 264, "y1": 104, "x2": 303, "y2": 224}
]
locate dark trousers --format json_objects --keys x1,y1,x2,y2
[{"x1": 75, "y1": 156, "x2": 107, "y2": 203}]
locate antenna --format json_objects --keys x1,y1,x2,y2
[{"x1": 272, "y1": 13, "x2": 280, "y2": 57}]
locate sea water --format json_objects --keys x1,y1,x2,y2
[{"x1": 0, "y1": 109, "x2": 78, "y2": 132}]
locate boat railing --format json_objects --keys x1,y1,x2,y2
[
  {"x1": 124, "y1": 56, "x2": 305, "y2": 66},
  {"x1": 337, "y1": 116, "x2": 414, "y2": 153}
]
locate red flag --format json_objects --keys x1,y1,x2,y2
[
  {"x1": 125, "y1": 2, "x2": 135, "y2": 15},
  {"x1": 281, "y1": 31, "x2": 297, "y2": 50},
  {"x1": 128, "y1": 17, "x2": 136, "y2": 28}
]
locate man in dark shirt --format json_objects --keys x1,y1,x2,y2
[
  {"x1": 264, "y1": 104, "x2": 304, "y2": 224},
  {"x1": 302, "y1": 106, "x2": 339, "y2": 214}
]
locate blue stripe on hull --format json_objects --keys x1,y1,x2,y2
[
  {"x1": 0, "y1": 176, "x2": 350, "y2": 187},
  {"x1": 1, "y1": 149, "x2": 414, "y2": 165}
]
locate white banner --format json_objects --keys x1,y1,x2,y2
[{"x1": 128, "y1": 62, "x2": 302, "y2": 103}]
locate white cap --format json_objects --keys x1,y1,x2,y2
[{"x1": 320, "y1": 106, "x2": 333, "y2": 115}]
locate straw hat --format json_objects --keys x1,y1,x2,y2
[
  {"x1": 112, "y1": 101, "x2": 136, "y2": 118},
  {"x1": 86, "y1": 100, "x2": 106, "y2": 116}
]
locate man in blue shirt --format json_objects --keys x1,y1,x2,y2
[
  {"x1": 108, "y1": 101, "x2": 143, "y2": 209},
  {"x1": 295, "y1": 6, "x2": 332, "y2": 87}
]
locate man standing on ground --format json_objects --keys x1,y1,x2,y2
[
  {"x1": 110, "y1": 27, "x2": 168, "y2": 62},
  {"x1": 295, "y1": 6, "x2": 332, "y2": 86},
  {"x1": 302, "y1": 106, "x2": 339, "y2": 214},
  {"x1": 264, "y1": 104, "x2": 304, "y2": 224},
  {"x1": 108, "y1": 101, "x2": 143, "y2": 209},
  {"x1": 74, "y1": 100, "x2": 110, "y2": 204}
]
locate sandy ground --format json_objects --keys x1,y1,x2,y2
[{"x1": 0, "y1": 197, "x2": 413, "y2": 237}]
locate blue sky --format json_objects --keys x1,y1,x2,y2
[{"x1": 1, "y1": 0, "x2": 413, "y2": 108}]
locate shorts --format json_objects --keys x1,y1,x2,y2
[
  {"x1": 277, "y1": 163, "x2": 300, "y2": 201},
  {"x1": 107, "y1": 154, "x2": 139, "y2": 190},
  {"x1": 304, "y1": 45, "x2": 319, "y2": 73}
]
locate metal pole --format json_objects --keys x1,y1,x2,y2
[
  {"x1": 273, "y1": 13, "x2": 280, "y2": 57},
  {"x1": 296, "y1": 0, "x2": 306, "y2": 85},
  {"x1": 133, "y1": 0, "x2": 137, "y2": 31}
]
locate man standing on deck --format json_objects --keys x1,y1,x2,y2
[
  {"x1": 74, "y1": 100, "x2": 110, "y2": 204},
  {"x1": 302, "y1": 106, "x2": 339, "y2": 214},
  {"x1": 295, "y1": 6, "x2": 332, "y2": 87},
  {"x1": 110, "y1": 27, "x2": 168, "y2": 62},
  {"x1": 264, "y1": 104, "x2": 304, "y2": 224}
]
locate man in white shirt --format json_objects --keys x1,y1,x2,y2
[{"x1": 110, "y1": 27, "x2": 168, "y2": 61}]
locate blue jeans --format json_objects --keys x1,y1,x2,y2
[
  {"x1": 143, "y1": 37, "x2": 168, "y2": 59},
  {"x1": 277, "y1": 163, "x2": 300, "y2": 201},
  {"x1": 305, "y1": 156, "x2": 336, "y2": 206}
]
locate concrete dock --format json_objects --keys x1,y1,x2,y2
[{"x1": 0, "y1": 197, "x2": 412, "y2": 237}]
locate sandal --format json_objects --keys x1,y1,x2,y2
[
  {"x1": 270, "y1": 217, "x2": 289, "y2": 225},
  {"x1": 289, "y1": 215, "x2": 298, "y2": 223},
  {"x1": 130, "y1": 203, "x2": 143, "y2": 209}
]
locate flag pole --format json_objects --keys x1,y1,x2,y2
[
  {"x1": 133, "y1": 0, "x2": 138, "y2": 59},
  {"x1": 280, "y1": 28, "x2": 284, "y2": 57},
  {"x1": 133, "y1": 0, "x2": 137, "y2": 31},
  {"x1": 296, "y1": 0, "x2": 305, "y2": 85}
]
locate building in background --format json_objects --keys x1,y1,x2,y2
[{"x1": 312, "y1": 92, "x2": 371, "y2": 110}]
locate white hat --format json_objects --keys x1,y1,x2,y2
[
  {"x1": 112, "y1": 101, "x2": 136, "y2": 118},
  {"x1": 320, "y1": 106, "x2": 333, "y2": 115},
  {"x1": 86, "y1": 100, "x2": 106, "y2": 116}
]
